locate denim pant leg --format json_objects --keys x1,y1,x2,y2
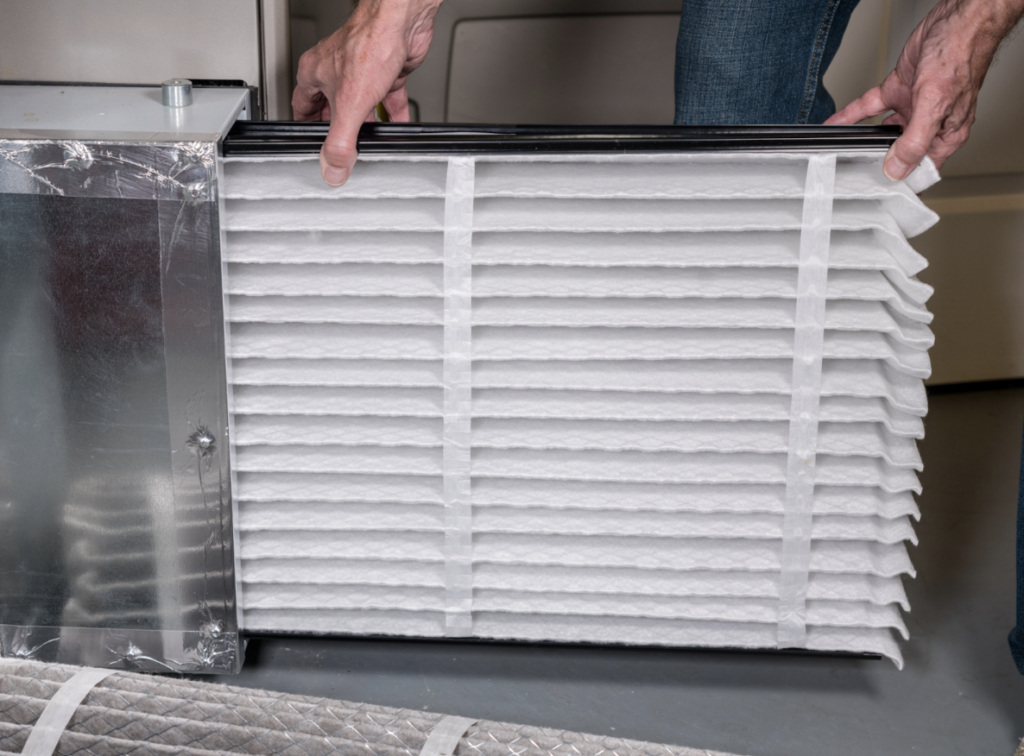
[
  {"x1": 674, "y1": 0, "x2": 861, "y2": 125},
  {"x1": 1010, "y1": 421, "x2": 1024, "y2": 673}
]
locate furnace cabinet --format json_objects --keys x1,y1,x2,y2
[{"x1": 0, "y1": 84, "x2": 938, "y2": 672}]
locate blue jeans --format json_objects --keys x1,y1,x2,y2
[
  {"x1": 674, "y1": 0, "x2": 861, "y2": 124},
  {"x1": 1011, "y1": 424, "x2": 1024, "y2": 673}
]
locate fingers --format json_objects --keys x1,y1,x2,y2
[
  {"x1": 293, "y1": 0, "x2": 441, "y2": 186},
  {"x1": 825, "y1": 86, "x2": 889, "y2": 125},
  {"x1": 883, "y1": 97, "x2": 943, "y2": 181},
  {"x1": 292, "y1": 78, "x2": 324, "y2": 121},
  {"x1": 293, "y1": 83, "x2": 326, "y2": 121},
  {"x1": 320, "y1": 83, "x2": 379, "y2": 186},
  {"x1": 319, "y1": 75, "x2": 414, "y2": 184},
  {"x1": 926, "y1": 125, "x2": 971, "y2": 171},
  {"x1": 290, "y1": 38, "x2": 377, "y2": 185},
  {"x1": 382, "y1": 85, "x2": 411, "y2": 122},
  {"x1": 292, "y1": 50, "x2": 327, "y2": 121}
]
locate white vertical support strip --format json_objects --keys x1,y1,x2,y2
[
  {"x1": 443, "y1": 156, "x2": 476, "y2": 637},
  {"x1": 778, "y1": 153, "x2": 837, "y2": 648},
  {"x1": 420, "y1": 716, "x2": 478, "y2": 756},
  {"x1": 21, "y1": 667, "x2": 114, "y2": 756}
]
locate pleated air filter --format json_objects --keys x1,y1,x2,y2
[{"x1": 220, "y1": 147, "x2": 939, "y2": 667}]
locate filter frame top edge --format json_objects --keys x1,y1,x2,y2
[{"x1": 223, "y1": 122, "x2": 901, "y2": 156}]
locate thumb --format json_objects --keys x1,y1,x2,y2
[
  {"x1": 320, "y1": 85, "x2": 378, "y2": 186},
  {"x1": 883, "y1": 102, "x2": 941, "y2": 181}
]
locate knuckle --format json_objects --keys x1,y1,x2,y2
[
  {"x1": 296, "y1": 51, "x2": 316, "y2": 79},
  {"x1": 321, "y1": 139, "x2": 354, "y2": 165},
  {"x1": 905, "y1": 133, "x2": 931, "y2": 154}
]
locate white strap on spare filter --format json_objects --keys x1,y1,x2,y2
[
  {"x1": 21, "y1": 667, "x2": 114, "y2": 756},
  {"x1": 443, "y1": 157, "x2": 476, "y2": 637},
  {"x1": 777, "y1": 153, "x2": 837, "y2": 648},
  {"x1": 420, "y1": 716, "x2": 479, "y2": 756}
]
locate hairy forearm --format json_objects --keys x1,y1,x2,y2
[
  {"x1": 349, "y1": 0, "x2": 444, "y2": 36},
  {"x1": 928, "y1": 0, "x2": 1024, "y2": 79},
  {"x1": 948, "y1": 0, "x2": 1024, "y2": 38},
  {"x1": 339, "y1": 0, "x2": 443, "y2": 83}
]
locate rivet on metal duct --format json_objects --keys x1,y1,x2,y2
[{"x1": 187, "y1": 426, "x2": 217, "y2": 458}]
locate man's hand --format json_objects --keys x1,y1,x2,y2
[
  {"x1": 827, "y1": 0, "x2": 1024, "y2": 180},
  {"x1": 292, "y1": 0, "x2": 443, "y2": 186}
]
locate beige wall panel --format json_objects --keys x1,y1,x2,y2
[
  {"x1": 404, "y1": 0, "x2": 683, "y2": 123},
  {"x1": 915, "y1": 202, "x2": 1024, "y2": 384},
  {"x1": 822, "y1": 0, "x2": 890, "y2": 114},
  {"x1": 446, "y1": 14, "x2": 678, "y2": 124},
  {"x1": 289, "y1": 0, "x2": 356, "y2": 51},
  {"x1": 0, "y1": 1, "x2": 261, "y2": 89}
]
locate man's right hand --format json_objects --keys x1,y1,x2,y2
[
  {"x1": 827, "y1": 0, "x2": 1024, "y2": 180},
  {"x1": 292, "y1": 0, "x2": 443, "y2": 186}
]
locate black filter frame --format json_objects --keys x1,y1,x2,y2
[{"x1": 223, "y1": 121, "x2": 900, "y2": 156}]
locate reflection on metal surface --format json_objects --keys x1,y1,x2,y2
[
  {"x1": 0, "y1": 140, "x2": 216, "y2": 200},
  {"x1": 0, "y1": 139, "x2": 239, "y2": 673},
  {"x1": 160, "y1": 190, "x2": 237, "y2": 660}
]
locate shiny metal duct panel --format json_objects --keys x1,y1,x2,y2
[{"x1": 0, "y1": 140, "x2": 240, "y2": 673}]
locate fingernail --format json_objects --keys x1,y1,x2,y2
[
  {"x1": 883, "y1": 155, "x2": 910, "y2": 182},
  {"x1": 323, "y1": 165, "x2": 349, "y2": 187}
]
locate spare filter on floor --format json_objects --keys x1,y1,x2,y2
[
  {"x1": 0, "y1": 660, "x2": 747, "y2": 756},
  {"x1": 220, "y1": 141, "x2": 939, "y2": 667}
]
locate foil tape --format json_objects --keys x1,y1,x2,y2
[
  {"x1": 442, "y1": 157, "x2": 476, "y2": 637},
  {"x1": 0, "y1": 133, "x2": 236, "y2": 673},
  {"x1": 777, "y1": 153, "x2": 837, "y2": 648},
  {"x1": 0, "y1": 140, "x2": 216, "y2": 201},
  {"x1": 0, "y1": 624, "x2": 242, "y2": 674}
]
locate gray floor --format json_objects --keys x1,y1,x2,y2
[{"x1": 212, "y1": 385, "x2": 1024, "y2": 756}]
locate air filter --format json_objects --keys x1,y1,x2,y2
[
  {"x1": 0, "y1": 659, "x2": 748, "y2": 756},
  {"x1": 220, "y1": 139, "x2": 939, "y2": 667}
]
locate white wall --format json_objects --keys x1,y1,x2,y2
[
  {"x1": 0, "y1": 0, "x2": 294, "y2": 120},
  {"x1": 0, "y1": 1, "x2": 261, "y2": 88}
]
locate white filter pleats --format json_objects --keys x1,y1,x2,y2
[{"x1": 221, "y1": 151, "x2": 938, "y2": 668}]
